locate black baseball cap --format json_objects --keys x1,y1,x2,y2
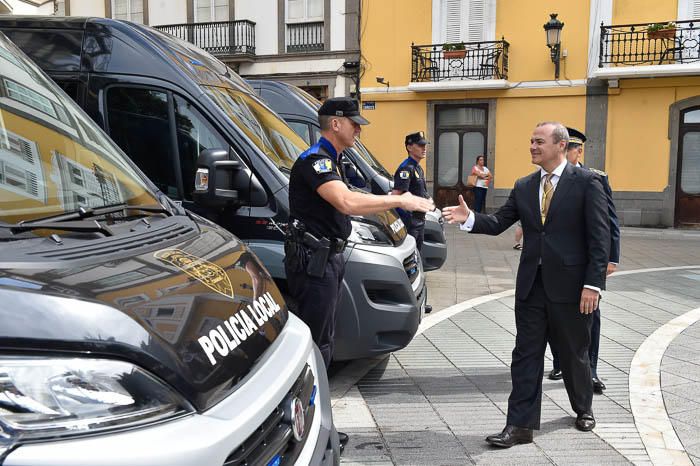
[
  {"x1": 405, "y1": 131, "x2": 429, "y2": 146},
  {"x1": 566, "y1": 127, "x2": 586, "y2": 145},
  {"x1": 318, "y1": 97, "x2": 370, "y2": 125}
]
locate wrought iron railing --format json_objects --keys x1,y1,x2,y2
[
  {"x1": 600, "y1": 19, "x2": 700, "y2": 66},
  {"x1": 286, "y1": 21, "x2": 324, "y2": 53},
  {"x1": 410, "y1": 40, "x2": 509, "y2": 82},
  {"x1": 154, "y1": 20, "x2": 255, "y2": 56}
]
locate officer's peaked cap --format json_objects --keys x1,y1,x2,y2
[
  {"x1": 565, "y1": 127, "x2": 586, "y2": 145},
  {"x1": 405, "y1": 131, "x2": 429, "y2": 146},
  {"x1": 318, "y1": 97, "x2": 369, "y2": 125}
]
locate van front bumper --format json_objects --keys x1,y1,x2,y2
[
  {"x1": 1, "y1": 316, "x2": 339, "y2": 466},
  {"x1": 333, "y1": 234, "x2": 426, "y2": 361}
]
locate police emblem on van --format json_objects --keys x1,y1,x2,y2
[{"x1": 154, "y1": 249, "x2": 234, "y2": 298}]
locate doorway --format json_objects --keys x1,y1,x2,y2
[
  {"x1": 676, "y1": 107, "x2": 700, "y2": 226},
  {"x1": 433, "y1": 104, "x2": 488, "y2": 209}
]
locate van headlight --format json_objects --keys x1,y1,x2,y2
[
  {"x1": 0, "y1": 357, "x2": 193, "y2": 443},
  {"x1": 348, "y1": 220, "x2": 392, "y2": 245}
]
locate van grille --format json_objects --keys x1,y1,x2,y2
[
  {"x1": 224, "y1": 365, "x2": 316, "y2": 466},
  {"x1": 403, "y1": 251, "x2": 419, "y2": 284}
]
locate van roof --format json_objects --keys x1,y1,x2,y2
[
  {"x1": 0, "y1": 16, "x2": 251, "y2": 93},
  {"x1": 248, "y1": 79, "x2": 320, "y2": 117}
]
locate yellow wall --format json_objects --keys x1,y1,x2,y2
[
  {"x1": 497, "y1": 2, "x2": 590, "y2": 82},
  {"x1": 612, "y1": 0, "x2": 677, "y2": 25},
  {"x1": 606, "y1": 79, "x2": 700, "y2": 191},
  {"x1": 359, "y1": 99, "x2": 428, "y2": 171},
  {"x1": 493, "y1": 95, "x2": 586, "y2": 188},
  {"x1": 360, "y1": 0, "x2": 432, "y2": 89}
]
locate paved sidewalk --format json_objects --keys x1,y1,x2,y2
[{"x1": 331, "y1": 225, "x2": 700, "y2": 465}]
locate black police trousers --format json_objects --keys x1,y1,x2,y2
[
  {"x1": 407, "y1": 221, "x2": 425, "y2": 252},
  {"x1": 285, "y1": 248, "x2": 345, "y2": 369}
]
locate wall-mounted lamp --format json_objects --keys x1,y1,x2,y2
[
  {"x1": 376, "y1": 76, "x2": 390, "y2": 88},
  {"x1": 543, "y1": 13, "x2": 564, "y2": 79}
]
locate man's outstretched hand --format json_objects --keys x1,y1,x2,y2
[{"x1": 442, "y1": 194, "x2": 471, "y2": 224}]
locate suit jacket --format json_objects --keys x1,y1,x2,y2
[
  {"x1": 580, "y1": 165, "x2": 621, "y2": 264},
  {"x1": 472, "y1": 163, "x2": 610, "y2": 303}
]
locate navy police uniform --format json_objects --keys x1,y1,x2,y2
[
  {"x1": 393, "y1": 132, "x2": 429, "y2": 251},
  {"x1": 284, "y1": 97, "x2": 368, "y2": 369},
  {"x1": 549, "y1": 127, "x2": 621, "y2": 392}
]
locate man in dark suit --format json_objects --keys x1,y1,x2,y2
[
  {"x1": 442, "y1": 122, "x2": 610, "y2": 447},
  {"x1": 548, "y1": 127, "x2": 621, "y2": 394}
]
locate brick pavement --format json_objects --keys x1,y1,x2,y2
[{"x1": 332, "y1": 225, "x2": 700, "y2": 465}]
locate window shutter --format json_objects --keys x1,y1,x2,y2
[
  {"x1": 466, "y1": 0, "x2": 485, "y2": 42},
  {"x1": 444, "y1": 0, "x2": 462, "y2": 43},
  {"x1": 693, "y1": 0, "x2": 700, "y2": 18}
]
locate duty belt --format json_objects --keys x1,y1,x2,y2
[
  {"x1": 411, "y1": 212, "x2": 426, "y2": 221},
  {"x1": 302, "y1": 232, "x2": 347, "y2": 254}
]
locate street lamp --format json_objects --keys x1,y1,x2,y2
[{"x1": 543, "y1": 13, "x2": 564, "y2": 79}]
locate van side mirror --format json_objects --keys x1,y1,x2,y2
[{"x1": 193, "y1": 148, "x2": 268, "y2": 207}]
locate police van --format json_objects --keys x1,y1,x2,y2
[
  {"x1": 0, "y1": 31, "x2": 338, "y2": 465},
  {"x1": 248, "y1": 80, "x2": 448, "y2": 272},
  {"x1": 0, "y1": 16, "x2": 426, "y2": 361}
]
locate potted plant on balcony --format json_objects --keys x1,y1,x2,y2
[
  {"x1": 442, "y1": 42, "x2": 467, "y2": 59},
  {"x1": 647, "y1": 22, "x2": 676, "y2": 40}
]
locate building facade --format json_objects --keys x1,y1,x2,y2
[
  {"x1": 1, "y1": 0, "x2": 361, "y2": 99},
  {"x1": 358, "y1": 0, "x2": 700, "y2": 227}
]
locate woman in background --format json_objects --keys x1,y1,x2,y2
[{"x1": 471, "y1": 155, "x2": 491, "y2": 213}]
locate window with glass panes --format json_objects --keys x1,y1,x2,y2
[
  {"x1": 194, "y1": 0, "x2": 229, "y2": 22},
  {"x1": 111, "y1": 0, "x2": 144, "y2": 24},
  {"x1": 287, "y1": 0, "x2": 323, "y2": 22}
]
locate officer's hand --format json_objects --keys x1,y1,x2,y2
[
  {"x1": 442, "y1": 195, "x2": 471, "y2": 224},
  {"x1": 579, "y1": 288, "x2": 599, "y2": 314},
  {"x1": 400, "y1": 192, "x2": 434, "y2": 212},
  {"x1": 606, "y1": 263, "x2": 617, "y2": 276}
]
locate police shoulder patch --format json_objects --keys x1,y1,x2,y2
[
  {"x1": 312, "y1": 158, "x2": 333, "y2": 174},
  {"x1": 399, "y1": 170, "x2": 410, "y2": 179},
  {"x1": 589, "y1": 167, "x2": 608, "y2": 177}
]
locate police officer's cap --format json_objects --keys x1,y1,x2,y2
[
  {"x1": 566, "y1": 127, "x2": 586, "y2": 146},
  {"x1": 405, "y1": 131, "x2": 429, "y2": 146},
  {"x1": 318, "y1": 97, "x2": 370, "y2": 125}
]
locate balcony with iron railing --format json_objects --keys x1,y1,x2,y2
[
  {"x1": 409, "y1": 40, "x2": 509, "y2": 90},
  {"x1": 596, "y1": 19, "x2": 700, "y2": 78},
  {"x1": 286, "y1": 21, "x2": 325, "y2": 53},
  {"x1": 154, "y1": 19, "x2": 255, "y2": 59}
]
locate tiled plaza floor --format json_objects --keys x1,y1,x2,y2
[{"x1": 331, "y1": 225, "x2": 700, "y2": 465}]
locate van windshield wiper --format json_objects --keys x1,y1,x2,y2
[
  {"x1": 19, "y1": 204, "x2": 172, "y2": 226},
  {"x1": 1, "y1": 220, "x2": 114, "y2": 237}
]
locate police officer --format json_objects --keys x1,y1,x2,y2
[
  {"x1": 284, "y1": 96, "x2": 433, "y2": 373},
  {"x1": 547, "y1": 127, "x2": 621, "y2": 394},
  {"x1": 392, "y1": 131, "x2": 430, "y2": 250},
  {"x1": 392, "y1": 131, "x2": 434, "y2": 313}
]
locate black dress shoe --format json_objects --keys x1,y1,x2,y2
[
  {"x1": 592, "y1": 377, "x2": 606, "y2": 394},
  {"x1": 575, "y1": 413, "x2": 596, "y2": 431},
  {"x1": 338, "y1": 432, "x2": 349, "y2": 455},
  {"x1": 485, "y1": 425, "x2": 533, "y2": 448},
  {"x1": 548, "y1": 369, "x2": 563, "y2": 380}
]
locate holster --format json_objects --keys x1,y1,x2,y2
[{"x1": 286, "y1": 219, "x2": 334, "y2": 278}]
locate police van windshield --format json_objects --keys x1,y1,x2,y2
[
  {"x1": 0, "y1": 33, "x2": 159, "y2": 225},
  {"x1": 352, "y1": 138, "x2": 392, "y2": 179},
  {"x1": 202, "y1": 85, "x2": 307, "y2": 175}
]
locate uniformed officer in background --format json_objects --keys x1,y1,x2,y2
[
  {"x1": 547, "y1": 127, "x2": 621, "y2": 394},
  {"x1": 284, "y1": 96, "x2": 434, "y2": 365},
  {"x1": 392, "y1": 132, "x2": 430, "y2": 249},
  {"x1": 392, "y1": 131, "x2": 434, "y2": 313}
]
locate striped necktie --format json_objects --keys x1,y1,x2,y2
[{"x1": 541, "y1": 173, "x2": 554, "y2": 224}]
